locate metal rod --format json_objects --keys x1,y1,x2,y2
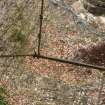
[
  {"x1": 37, "y1": 0, "x2": 44, "y2": 55},
  {"x1": 0, "y1": 53, "x2": 105, "y2": 71}
]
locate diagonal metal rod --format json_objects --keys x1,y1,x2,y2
[
  {"x1": 0, "y1": 53, "x2": 105, "y2": 71},
  {"x1": 37, "y1": 0, "x2": 44, "y2": 55},
  {"x1": 35, "y1": 54, "x2": 105, "y2": 71}
]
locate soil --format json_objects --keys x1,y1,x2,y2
[{"x1": 0, "y1": 0, "x2": 105, "y2": 105}]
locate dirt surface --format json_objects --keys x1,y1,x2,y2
[{"x1": 0, "y1": 0, "x2": 105, "y2": 105}]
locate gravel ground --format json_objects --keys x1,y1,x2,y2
[{"x1": 0, "y1": 0, "x2": 105, "y2": 105}]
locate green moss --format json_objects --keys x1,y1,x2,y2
[
  {"x1": 0, "y1": 87, "x2": 6, "y2": 95},
  {"x1": 15, "y1": 31, "x2": 26, "y2": 43},
  {"x1": 0, "y1": 87, "x2": 8, "y2": 105},
  {"x1": 11, "y1": 29, "x2": 26, "y2": 43},
  {"x1": 10, "y1": 29, "x2": 27, "y2": 48}
]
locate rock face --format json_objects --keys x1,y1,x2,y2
[
  {"x1": 82, "y1": 0, "x2": 105, "y2": 15},
  {"x1": 72, "y1": 0, "x2": 105, "y2": 30}
]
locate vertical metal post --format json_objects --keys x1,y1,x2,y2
[{"x1": 37, "y1": 0, "x2": 44, "y2": 56}]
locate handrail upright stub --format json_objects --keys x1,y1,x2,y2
[{"x1": 37, "y1": 0, "x2": 44, "y2": 57}]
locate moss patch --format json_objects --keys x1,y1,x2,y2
[{"x1": 0, "y1": 87, "x2": 8, "y2": 105}]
